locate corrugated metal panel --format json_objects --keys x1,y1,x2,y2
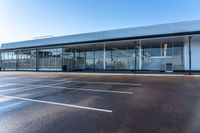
[{"x1": 2, "y1": 20, "x2": 200, "y2": 49}]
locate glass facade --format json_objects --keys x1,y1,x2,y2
[
  {"x1": 94, "y1": 44, "x2": 104, "y2": 70},
  {"x1": 0, "y1": 37, "x2": 185, "y2": 72},
  {"x1": 63, "y1": 46, "x2": 75, "y2": 71},
  {"x1": 17, "y1": 50, "x2": 36, "y2": 70},
  {"x1": 38, "y1": 48, "x2": 62, "y2": 71},
  {"x1": 105, "y1": 42, "x2": 136, "y2": 70},
  {"x1": 1, "y1": 51, "x2": 16, "y2": 70},
  {"x1": 74, "y1": 45, "x2": 86, "y2": 70}
]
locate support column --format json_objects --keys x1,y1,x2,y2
[
  {"x1": 84, "y1": 49, "x2": 86, "y2": 70},
  {"x1": 93, "y1": 44, "x2": 95, "y2": 72},
  {"x1": 139, "y1": 40, "x2": 142, "y2": 70},
  {"x1": 134, "y1": 41, "x2": 137, "y2": 72},
  {"x1": 103, "y1": 43, "x2": 106, "y2": 70},
  {"x1": 16, "y1": 51, "x2": 18, "y2": 71},
  {"x1": 189, "y1": 36, "x2": 192, "y2": 75},
  {"x1": 36, "y1": 49, "x2": 39, "y2": 71},
  {"x1": 61, "y1": 48, "x2": 64, "y2": 72}
]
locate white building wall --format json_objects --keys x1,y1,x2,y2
[{"x1": 184, "y1": 40, "x2": 200, "y2": 70}]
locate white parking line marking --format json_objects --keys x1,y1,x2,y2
[
  {"x1": 0, "y1": 78, "x2": 72, "y2": 85},
  {"x1": 0, "y1": 94, "x2": 112, "y2": 113},
  {"x1": 66, "y1": 72, "x2": 197, "y2": 77},
  {"x1": 0, "y1": 86, "x2": 41, "y2": 94},
  {"x1": 0, "y1": 84, "x2": 15, "y2": 87},
  {"x1": 0, "y1": 79, "x2": 45, "y2": 84},
  {"x1": 0, "y1": 77, "x2": 22, "y2": 79},
  {"x1": 1, "y1": 80, "x2": 134, "y2": 95},
  {"x1": 1, "y1": 79, "x2": 141, "y2": 86},
  {"x1": 2, "y1": 83, "x2": 134, "y2": 95},
  {"x1": 72, "y1": 81, "x2": 142, "y2": 86},
  {"x1": 45, "y1": 81, "x2": 71, "y2": 86},
  {"x1": 64, "y1": 88, "x2": 134, "y2": 94}
]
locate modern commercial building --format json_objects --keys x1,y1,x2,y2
[{"x1": 0, "y1": 20, "x2": 200, "y2": 73}]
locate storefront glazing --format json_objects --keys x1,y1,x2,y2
[{"x1": 0, "y1": 37, "x2": 185, "y2": 72}]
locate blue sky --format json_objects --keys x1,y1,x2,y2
[{"x1": 0, "y1": 0, "x2": 200, "y2": 44}]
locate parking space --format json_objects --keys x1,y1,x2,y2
[{"x1": 0, "y1": 72, "x2": 200, "y2": 133}]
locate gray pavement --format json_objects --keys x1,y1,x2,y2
[{"x1": 0, "y1": 72, "x2": 200, "y2": 133}]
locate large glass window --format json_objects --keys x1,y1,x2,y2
[
  {"x1": 127, "y1": 45, "x2": 136, "y2": 70},
  {"x1": 63, "y1": 46, "x2": 75, "y2": 71},
  {"x1": 105, "y1": 41, "x2": 136, "y2": 70},
  {"x1": 55, "y1": 48, "x2": 62, "y2": 70},
  {"x1": 74, "y1": 45, "x2": 86, "y2": 70},
  {"x1": 95, "y1": 44, "x2": 104, "y2": 70},
  {"x1": 1, "y1": 51, "x2": 17, "y2": 70},
  {"x1": 31, "y1": 50, "x2": 37, "y2": 70},
  {"x1": 151, "y1": 40, "x2": 162, "y2": 56},
  {"x1": 149, "y1": 38, "x2": 184, "y2": 71},
  {"x1": 112, "y1": 44, "x2": 128, "y2": 70},
  {"x1": 38, "y1": 48, "x2": 62, "y2": 71},
  {"x1": 150, "y1": 39, "x2": 172, "y2": 71},
  {"x1": 85, "y1": 45, "x2": 94, "y2": 70},
  {"x1": 17, "y1": 50, "x2": 36, "y2": 70},
  {"x1": 17, "y1": 51, "x2": 26, "y2": 70},
  {"x1": 105, "y1": 44, "x2": 112, "y2": 69},
  {"x1": 162, "y1": 39, "x2": 173, "y2": 56},
  {"x1": 172, "y1": 38, "x2": 184, "y2": 70},
  {"x1": 141, "y1": 40, "x2": 151, "y2": 70}
]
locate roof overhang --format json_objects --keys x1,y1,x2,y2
[{"x1": 2, "y1": 20, "x2": 200, "y2": 50}]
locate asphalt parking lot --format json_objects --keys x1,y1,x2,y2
[{"x1": 0, "y1": 72, "x2": 200, "y2": 133}]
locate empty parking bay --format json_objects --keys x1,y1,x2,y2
[{"x1": 0, "y1": 72, "x2": 200, "y2": 133}]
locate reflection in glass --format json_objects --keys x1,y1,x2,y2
[
  {"x1": 95, "y1": 44, "x2": 104, "y2": 70},
  {"x1": 0, "y1": 37, "x2": 185, "y2": 72}
]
